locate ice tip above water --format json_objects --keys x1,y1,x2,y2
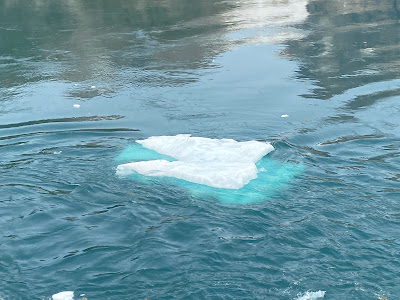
[
  {"x1": 52, "y1": 291, "x2": 74, "y2": 300},
  {"x1": 116, "y1": 134, "x2": 274, "y2": 190},
  {"x1": 296, "y1": 290, "x2": 325, "y2": 300}
]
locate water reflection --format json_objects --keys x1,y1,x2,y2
[
  {"x1": 0, "y1": 0, "x2": 309, "y2": 99},
  {"x1": 223, "y1": 0, "x2": 309, "y2": 45},
  {"x1": 4, "y1": 0, "x2": 400, "y2": 105},
  {"x1": 1, "y1": 0, "x2": 229, "y2": 95},
  {"x1": 287, "y1": 0, "x2": 400, "y2": 101}
]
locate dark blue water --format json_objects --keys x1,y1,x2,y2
[{"x1": 1, "y1": 1, "x2": 400, "y2": 299}]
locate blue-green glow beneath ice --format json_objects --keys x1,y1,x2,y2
[{"x1": 116, "y1": 143, "x2": 303, "y2": 204}]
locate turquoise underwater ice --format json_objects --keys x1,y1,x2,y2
[{"x1": 115, "y1": 143, "x2": 303, "y2": 204}]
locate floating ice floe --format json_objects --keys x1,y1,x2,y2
[
  {"x1": 52, "y1": 291, "x2": 74, "y2": 300},
  {"x1": 117, "y1": 134, "x2": 274, "y2": 189},
  {"x1": 296, "y1": 290, "x2": 326, "y2": 300},
  {"x1": 116, "y1": 135, "x2": 303, "y2": 204},
  {"x1": 73, "y1": 104, "x2": 80, "y2": 108},
  {"x1": 281, "y1": 114, "x2": 289, "y2": 118}
]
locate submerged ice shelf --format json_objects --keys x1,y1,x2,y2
[{"x1": 116, "y1": 135, "x2": 303, "y2": 204}]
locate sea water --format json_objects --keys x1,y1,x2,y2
[{"x1": 1, "y1": 0, "x2": 400, "y2": 299}]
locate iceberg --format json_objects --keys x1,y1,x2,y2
[
  {"x1": 116, "y1": 134, "x2": 274, "y2": 189},
  {"x1": 116, "y1": 135, "x2": 303, "y2": 204},
  {"x1": 296, "y1": 291, "x2": 326, "y2": 300},
  {"x1": 52, "y1": 291, "x2": 74, "y2": 300}
]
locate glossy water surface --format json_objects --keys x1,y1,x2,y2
[{"x1": 1, "y1": 0, "x2": 400, "y2": 299}]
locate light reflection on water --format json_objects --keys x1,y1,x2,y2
[{"x1": 0, "y1": 0, "x2": 400, "y2": 299}]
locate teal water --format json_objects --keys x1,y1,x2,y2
[{"x1": 1, "y1": 0, "x2": 400, "y2": 299}]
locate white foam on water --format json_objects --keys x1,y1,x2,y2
[
  {"x1": 116, "y1": 134, "x2": 274, "y2": 189},
  {"x1": 296, "y1": 290, "x2": 326, "y2": 300},
  {"x1": 52, "y1": 291, "x2": 74, "y2": 300}
]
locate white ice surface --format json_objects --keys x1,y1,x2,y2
[
  {"x1": 52, "y1": 291, "x2": 74, "y2": 300},
  {"x1": 296, "y1": 290, "x2": 325, "y2": 300},
  {"x1": 116, "y1": 134, "x2": 274, "y2": 189}
]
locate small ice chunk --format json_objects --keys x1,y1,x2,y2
[
  {"x1": 53, "y1": 151, "x2": 62, "y2": 154},
  {"x1": 281, "y1": 114, "x2": 289, "y2": 118},
  {"x1": 73, "y1": 104, "x2": 80, "y2": 108},
  {"x1": 52, "y1": 291, "x2": 74, "y2": 300},
  {"x1": 296, "y1": 290, "x2": 326, "y2": 300},
  {"x1": 91, "y1": 85, "x2": 96, "y2": 89},
  {"x1": 116, "y1": 135, "x2": 274, "y2": 189}
]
